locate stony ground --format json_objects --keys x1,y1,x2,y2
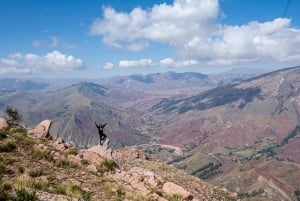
[{"x1": 0, "y1": 124, "x2": 238, "y2": 201}]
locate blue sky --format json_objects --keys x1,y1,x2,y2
[{"x1": 0, "y1": 0, "x2": 300, "y2": 78}]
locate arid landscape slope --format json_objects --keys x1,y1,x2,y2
[
  {"x1": 144, "y1": 66, "x2": 300, "y2": 200},
  {"x1": 0, "y1": 120, "x2": 237, "y2": 201},
  {"x1": 0, "y1": 67, "x2": 300, "y2": 200}
]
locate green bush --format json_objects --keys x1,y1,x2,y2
[
  {"x1": 81, "y1": 159, "x2": 89, "y2": 165},
  {"x1": 0, "y1": 161, "x2": 6, "y2": 178},
  {"x1": 167, "y1": 194, "x2": 182, "y2": 201},
  {"x1": 64, "y1": 149, "x2": 78, "y2": 156},
  {"x1": 18, "y1": 166, "x2": 25, "y2": 174},
  {"x1": 29, "y1": 168, "x2": 43, "y2": 178},
  {"x1": 5, "y1": 106, "x2": 21, "y2": 128},
  {"x1": 14, "y1": 186, "x2": 37, "y2": 201},
  {"x1": 0, "y1": 182, "x2": 13, "y2": 201},
  {"x1": 0, "y1": 130, "x2": 7, "y2": 140},
  {"x1": 30, "y1": 147, "x2": 54, "y2": 162},
  {"x1": 56, "y1": 159, "x2": 77, "y2": 169},
  {"x1": 0, "y1": 141, "x2": 16, "y2": 152},
  {"x1": 96, "y1": 158, "x2": 118, "y2": 175}
]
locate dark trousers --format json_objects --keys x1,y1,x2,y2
[{"x1": 99, "y1": 133, "x2": 106, "y2": 145}]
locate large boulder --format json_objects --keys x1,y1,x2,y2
[
  {"x1": 86, "y1": 138, "x2": 112, "y2": 159},
  {"x1": 29, "y1": 119, "x2": 52, "y2": 138},
  {"x1": 0, "y1": 117, "x2": 8, "y2": 129},
  {"x1": 162, "y1": 182, "x2": 193, "y2": 200}
]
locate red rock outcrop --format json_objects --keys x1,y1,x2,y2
[{"x1": 29, "y1": 119, "x2": 52, "y2": 138}]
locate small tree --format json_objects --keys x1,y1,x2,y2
[{"x1": 5, "y1": 106, "x2": 21, "y2": 127}]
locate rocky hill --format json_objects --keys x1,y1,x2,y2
[
  {"x1": 145, "y1": 66, "x2": 300, "y2": 200},
  {"x1": 0, "y1": 119, "x2": 237, "y2": 201}
]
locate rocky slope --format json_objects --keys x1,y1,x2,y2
[
  {"x1": 0, "y1": 119, "x2": 237, "y2": 201},
  {"x1": 145, "y1": 66, "x2": 300, "y2": 200}
]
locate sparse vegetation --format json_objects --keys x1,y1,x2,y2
[
  {"x1": 238, "y1": 189, "x2": 264, "y2": 199},
  {"x1": 0, "y1": 112, "x2": 239, "y2": 201},
  {"x1": 150, "y1": 181, "x2": 163, "y2": 196},
  {"x1": 0, "y1": 160, "x2": 7, "y2": 179},
  {"x1": 28, "y1": 168, "x2": 44, "y2": 178},
  {"x1": 281, "y1": 125, "x2": 300, "y2": 146},
  {"x1": 17, "y1": 166, "x2": 25, "y2": 174},
  {"x1": 295, "y1": 189, "x2": 300, "y2": 201},
  {"x1": 192, "y1": 162, "x2": 222, "y2": 179},
  {"x1": 0, "y1": 129, "x2": 7, "y2": 140},
  {"x1": 64, "y1": 148, "x2": 78, "y2": 156},
  {"x1": 15, "y1": 185, "x2": 37, "y2": 201},
  {"x1": 96, "y1": 158, "x2": 118, "y2": 175},
  {"x1": 0, "y1": 141, "x2": 16, "y2": 152},
  {"x1": 56, "y1": 158, "x2": 77, "y2": 169},
  {"x1": 0, "y1": 182, "x2": 13, "y2": 201},
  {"x1": 5, "y1": 106, "x2": 21, "y2": 128},
  {"x1": 81, "y1": 159, "x2": 89, "y2": 165},
  {"x1": 167, "y1": 194, "x2": 182, "y2": 201},
  {"x1": 30, "y1": 146, "x2": 54, "y2": 162}
]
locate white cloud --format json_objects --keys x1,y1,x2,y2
[
  {"x1": 160, "y1": 58, "x2": 198, "y2": 67},
  {"x1": 0, "y1": 51, "x2": 85, "y2": 75},
  {"x1": 103, "y1": 62, "x2": 114, "y2": 69},
  {"x1": 91, "y1": 0, "x2": 300, "y2": 66},
  {"x1": 119, "y1": 59, "x2": 153, "y2": 68}
]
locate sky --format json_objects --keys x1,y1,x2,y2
[{"x1": 0, "y1": 0, "x2": 300, "y2": 79}]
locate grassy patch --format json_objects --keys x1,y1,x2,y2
[
  {"x1": 96, "y1": 158, "x2": 118, "y2": 175},
  {"x1": 0, "y1": 129, "x2": 8, "y2": 140},
  {"x1": 30, "y1": 146, "x2": 54, "y2": 162},
  {"x1": 81, "y1": 159, "x2": 89, "y2": 166},
  {"x1": 15, "y1": 185, "x2": 37, "y2": 201},
  {"x1": 0, "y1": 141, "x2": 16, "y2": 152},
  {"x1": 167, "y1": 194, "x2": 182, "y2": 201},
  {"x1": 0, "y1": 182, "x2": 13, "y2": 201},
  {"x1": 64, "y1": 149, "x2": 78, "y2": 156},
  {"x1": 52, "y1": 183, "x2": 92, "y2": 200},
  {"x1": 28, "y1": 168, "x2": 44, "y2": 178},
  {"x1": 56, "y1": 158, "x2": 77, "y2": 169}
]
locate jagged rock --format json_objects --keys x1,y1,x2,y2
[
  {"x1": 86, "y1": 138, "x2": 112, "y2": 159},
  {"x1": 112, "y1": 147, "x2": 147, "y2": 163},
  {"x1": 162, "y1": 182, "x2": 193, "y2": 200},
  {"x1": 112, "y1": 166, "x2": 163, "y2": 196},
  {"x1": 0, "y1": 117, "x2": 8, "y2": 129},
  {"x1": 77, "y1": 150, "x2": 104, "y2": 166},
  {"x1": 29, "y1": 119, "x2": 52, "y2": 138}
]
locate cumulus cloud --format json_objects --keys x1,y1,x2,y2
[
  {"x1": 103, "y1": 62, "x2": 114, "y2": 69},
  {"x1": 119, "y1": 59, "x2": 153, "y2": 68},
  {"x1": 0, "y1": 50, "x2": 85, "y2": 75},
  {"x1": 160, "y1": 58, "x2": 198, "y2": 67},
  {"x1": 91, "y1": 0, "x2": 300, "y2": 66}
]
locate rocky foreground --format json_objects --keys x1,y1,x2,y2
[{"x1": 0, "y1": 118, "x2": 237, "y2": 201}]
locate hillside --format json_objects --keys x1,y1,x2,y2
[
  {"x1": 0, "y1": 67, "x2": 299, "y2": 200},
  {"x1": 145, "y1": 66, "x2": 300, "y2": 200},
  {"x1": 0, "y1": 71, "x2": 256, "y2": 149},
  {"x1": 0, "y1": 120, "x2": 237, "y2": 201},
  {"x1": 0, "y1": 82, "x2": 149, "y2": 149}
]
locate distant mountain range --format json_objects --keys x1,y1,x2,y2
[
  {"x1": 1, "y1": 67, "x2": 300, "y2": 200},
  {"x1": 145, "y1": 66, "x2": 300, "y2": 200},
  {"x1": 0, "y1": 78, "x2": 48, "y2": 95}
]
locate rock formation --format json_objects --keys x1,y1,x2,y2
[
  {"x1": 29, "y1": 119, "x2": 52, "y2": 138},
  {"x1": 0, "y1": 117, "x2": 8, "y2": 129}
]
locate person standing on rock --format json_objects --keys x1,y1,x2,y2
[{"x1": 95, "y1": 121, "x2": 107, "y2": 145}]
